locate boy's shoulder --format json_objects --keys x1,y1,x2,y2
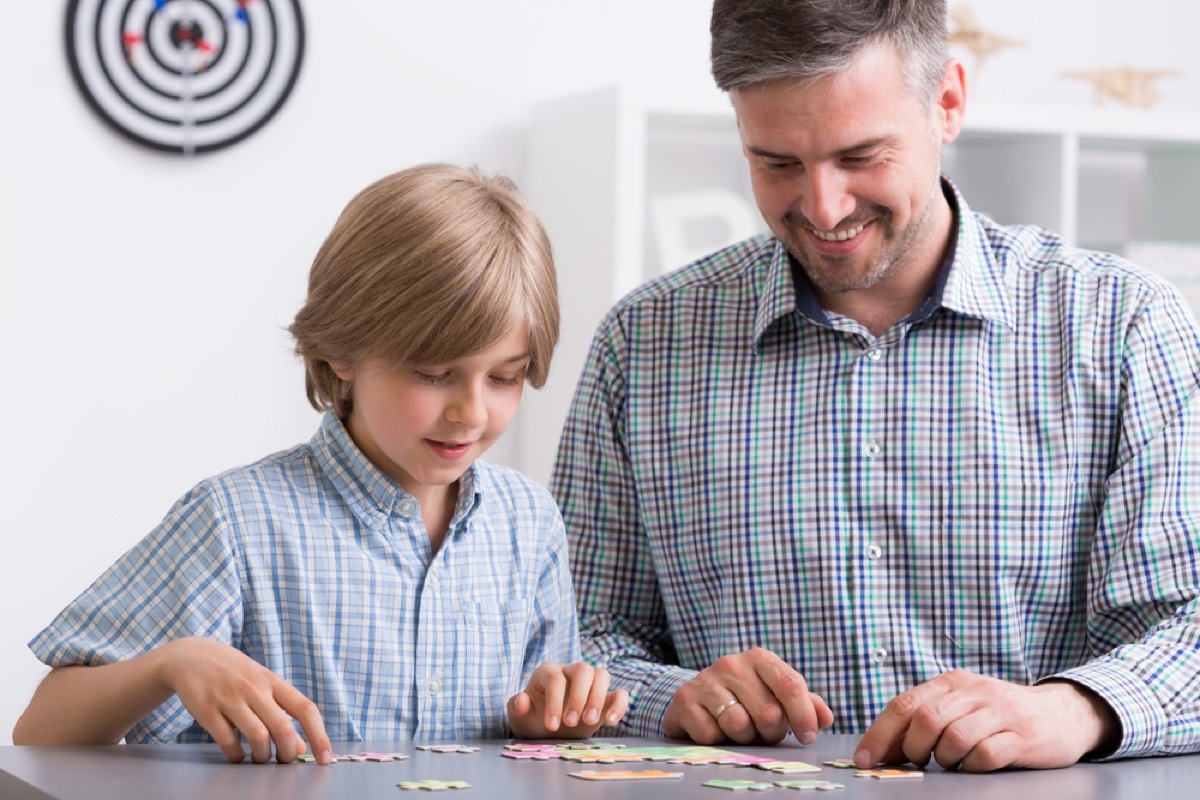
[
  {"x1": 184, "y1": 440, "x2": 325, "y2": 518},
  {"x1": 206, "y1": 441, "x2": 320, "y2": 487},
  {"x1": 469, "y1": 460, "x2": 559, "y2": 516}
]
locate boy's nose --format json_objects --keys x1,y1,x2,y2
[{"x1": 447, "y1": 386, "x2": 486, "y2": 429}]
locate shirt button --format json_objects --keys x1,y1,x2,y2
[
  {"x1": 865, "y1": 348, "x2": 883, "y2": 361},
  {"x1": 427, "y1": 572, "x2": 440, "y2": 590},
  {"x1": 871, "y1": 648, "x2": 888, "y2": 663},
  {"x1": 863, "y1": 441, "x2": 881, "y2": 457},
  {"x1": 866, "y1": 544, "x2": 883, "y2": 560},
  {"x1": 398, "y1": 499, "x2": 417, "y2": 516},
  {"x1": 428, "y1": 676, "x2": 442, "y2": 695}
]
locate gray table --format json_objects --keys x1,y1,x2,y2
[{"x1": 1, "y1": 735, "x2": 1196, "y2": 799}]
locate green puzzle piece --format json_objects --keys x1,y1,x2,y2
[
  {"x1": 775, "y1": 780, "x2": 845, "y2": 791},
  {"x1": 396, "y1": 779, "x2": 470, "y2": 791},
  {"x1": 703, "y1": 779, "x2": 775, "y2": 791}
]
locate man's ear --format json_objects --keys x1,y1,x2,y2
[{"x1": 937, "y1": 58, "x2": 967, "y2": 145}]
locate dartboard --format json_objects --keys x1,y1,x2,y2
[{"x1": 65, "y1": 0, "x2": 305, "y2": 154}]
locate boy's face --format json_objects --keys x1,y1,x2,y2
[{"x1": 333, "y1": 325, "x2": 529, "y2": 511}]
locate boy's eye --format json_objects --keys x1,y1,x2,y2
[
  {"x1": 414, "y1": 371, "x2": 449, "y2": 385},
  {"x1": 491, "y1": 373, "x2": 524, "y2": 388}
]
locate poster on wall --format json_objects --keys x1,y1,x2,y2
[{"x1": 65, "y1": 0, "x2": 305, "y2": 155}]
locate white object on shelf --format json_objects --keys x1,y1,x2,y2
[
  {"x1": 1120, "y1": 241, "x2": 1200, "y2": 320},
  {"x1": 517, "y1": 86, "x2": 1200, "y2": 486}
]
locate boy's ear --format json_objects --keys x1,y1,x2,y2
[{"x1": 329, "y1": 360, "x2": 355, "y2": 381}]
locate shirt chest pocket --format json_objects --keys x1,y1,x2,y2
[
  {"x1": 916, "y1": 480, "x2": 1095, "y2": 681},
  {"x1": 455, "y1": 598, "x2": 531, "y2": 718}
]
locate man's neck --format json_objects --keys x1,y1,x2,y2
[{"x1": 812, "y1": 186, "x2": 957, "y2": 338}]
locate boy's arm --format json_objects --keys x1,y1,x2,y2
[
  {"x1": 14, "y1": 637, "x2": 331, "y2": 764},
  {"x1": 15, "y1": 657, "x2": 174, "y2": 746}
]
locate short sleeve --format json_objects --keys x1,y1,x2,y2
[{"x1": 28, "y1": 481, "x2": 244, "y2": 742}]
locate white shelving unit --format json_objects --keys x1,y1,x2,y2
[{"x1": 517, "y1": 86, "x2": 1200, "y2": 485}]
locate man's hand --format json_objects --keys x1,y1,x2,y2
[
  {"x1": 507, "y1": 662, "x2": 629, "y2": 738},
  {"x1": 663, "y1": 647, "x2": 834, "y2": 745},
  {"x1": 154, "y1": 638, "x2": 332, "y2": 764},
  {"x1": 855, "y1": 670, "x2": 1120, "y2": 772}
]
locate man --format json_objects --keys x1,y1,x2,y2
[{"x1": 552, "y1": 0, "x2": 1200, "y2": 773}]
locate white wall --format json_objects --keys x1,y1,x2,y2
[{"x1": 1, "y1": 1, "x2": 1197, "y2": 744}]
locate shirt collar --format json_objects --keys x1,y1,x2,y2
[
  {"x1": 753, "y1": 176, "x2": 1015, "y2": 346},
  {"x1": 939, "y1": 178, "x2": 1017, "y2": 331},
  {"x1": 311, "y1": 411, "x2": 482, "y2": 532}
]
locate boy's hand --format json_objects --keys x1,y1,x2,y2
[
  {"x1": 153, "y1": 637, "x2": 333, "y2": 764},
  {"x1": 507, "y1": 662, "x2": 629, "y2": 738}
]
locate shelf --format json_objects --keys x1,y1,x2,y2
[{"x1": 516, "y1": 87, "x2": 1200, "y2": 485}]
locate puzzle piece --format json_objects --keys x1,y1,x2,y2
[
  {"x1": 559, "y1": 742, "x2": 623, "y2": 750},
  {"x1": 755, "y1": 761, "x2": 821, "y2": 774},
  {"x1": 560, "y1": 752, "x2": 648, "y2": 763},
  {"x1": 397, "y1": 779, "x2": 470, "y2": 791},
  {"x1": 820, "y1": 759, "x2": 857, "y2": 769},
  {"x1": 569, "y1": 769, "x2": 685, "y2": 781},
  {"x1": 853, "y1": 768, "x2": 924, "y2": 780},
  {"x1": 504, "y1": 744, "x2": 561, "y2": 752},
  {"x1": 774, "y1": 780, "x2": 845, "y2": 792},
  {"x1": 500, "y1": 750, "x2": 558, "y2": 760},
  {"x1": 721, "y1": 754, "x2": 781, "y2": 766},
  {"x1": 295, "y1": 751, "x2": 409, "y2": 764},
  {"x1": 415, "y1": 745, "x2": 481, "y2": 754},
  {"x1": 703, "y1": 779, "x2": 776, "y2": 791},
  {"x1": 360, "y1": 752, "x2": 410, "y2": 762}
]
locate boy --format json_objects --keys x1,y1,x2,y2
[{"x1": 14, "y1": 163, "x2": 627, "y2": 764}]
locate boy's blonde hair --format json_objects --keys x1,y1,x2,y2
[{"x1": 290, "y1": 163, "x2": 559, "y2": 418}]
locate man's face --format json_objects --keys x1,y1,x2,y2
[{"x1": 732, "y1": 43, "x2": 962, "y2": 306}]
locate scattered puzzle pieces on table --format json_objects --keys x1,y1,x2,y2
[
  {"x1": 295, "y1": 751, "x2": 409, "y2": 763},
  {"x1": 853, "y1": 767, "x2": 924, "y2": 780},
  {"x1": 755, "y1": 761, "x2": 821, "y2": 774},
  {"x1": 504, "y1": 743, "x2": 780, "y2": 767},
  {"x1": 416, "y1": 745, "x2": 481, "y2": 754},
  {"x1": 569, "y1": 769, "x2": 685, "y2": 781},
  {"x1": 559, "y1": 742, "x2": 622, "y2": 750},
  {"x1": 774, "y1": 780, "x2": 845, "y2": 792},
  {"x1": 396, "y1": 779, "x2": 470, "y2": 791},
  {"x1": 703, "y1": 779, "x2": 776, "y2": 791},
  {"x1": 561, "y1": 752, "x2": 650, "y2": 764}
]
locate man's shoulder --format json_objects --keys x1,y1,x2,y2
[
  {"x1": 974, "y1": 213, "x2": 1176, "y2": 298},
  {"x1": 610, "y1": 233, "x2": 777, "y2": 313}
]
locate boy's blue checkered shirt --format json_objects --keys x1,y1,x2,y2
[
  {"x1": 31, "y1": 411, "x2": 579, "y2": 743},
  {"x1": 553, "y1": 180, "x2": 1200, "y2": 759}
]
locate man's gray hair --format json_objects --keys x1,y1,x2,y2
[{"x1": 711, "y1": 0, "x2": 949, "y2": 102}]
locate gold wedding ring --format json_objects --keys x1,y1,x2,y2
[{"x1": 712, "y1": 697, "x2": 742, "y2": 720}]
